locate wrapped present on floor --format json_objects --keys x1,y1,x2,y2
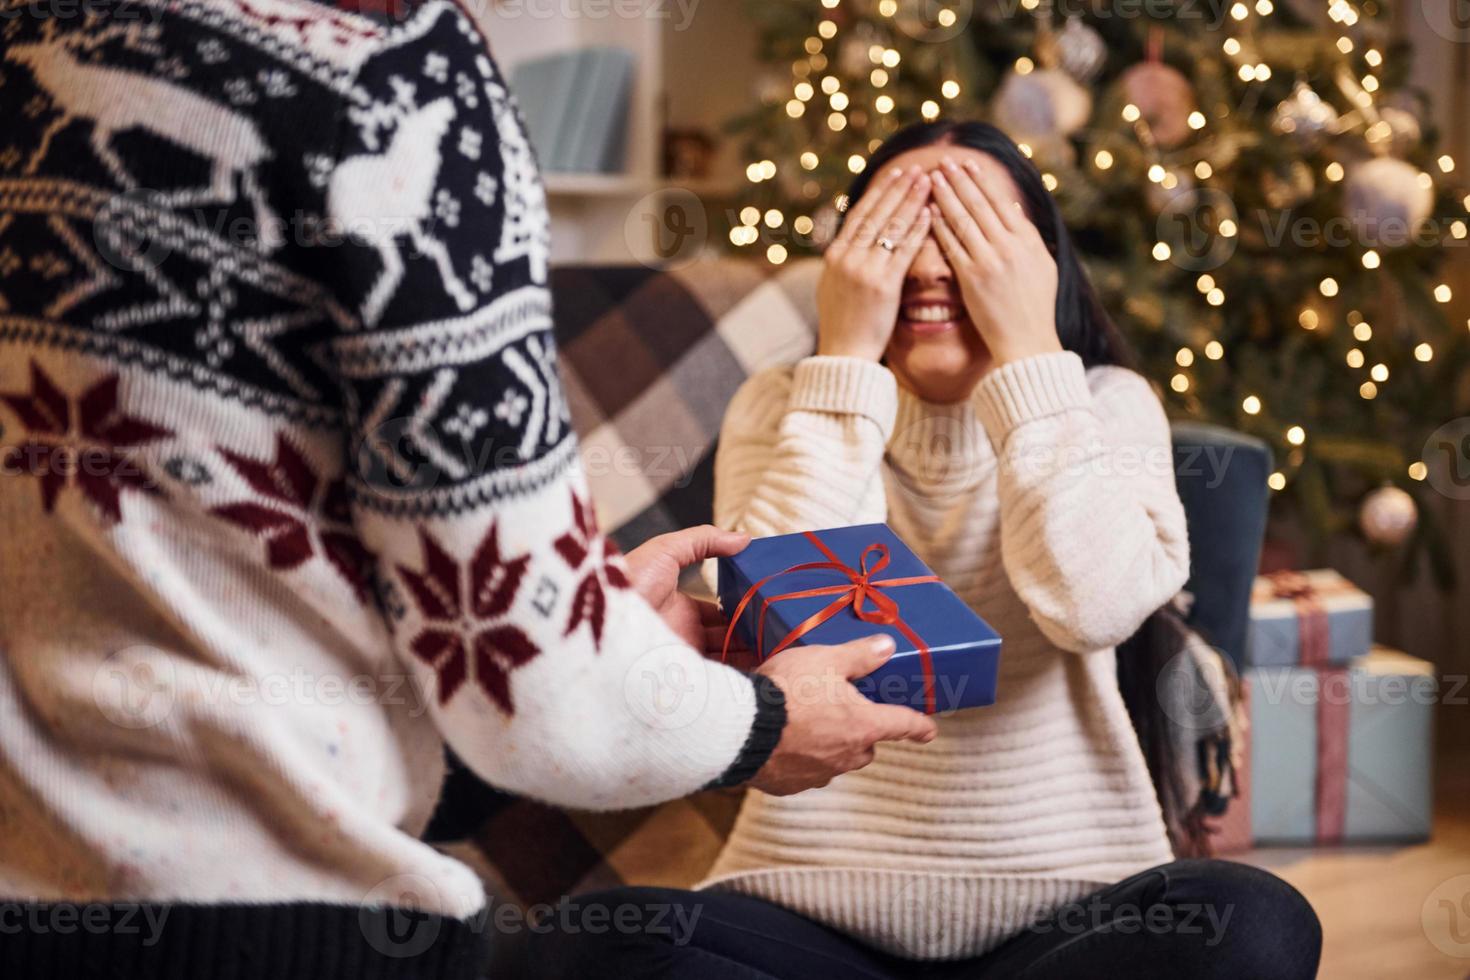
[
  {"x1": 1248, "y1": 645, "x2": 1435, "y2": 845},
  {"x1": 1245, "y1": 569, "x2": 1373, "y2": 667},
  {"x1": 717, "y1": 524, "x2": 1001, "y2": 715}
]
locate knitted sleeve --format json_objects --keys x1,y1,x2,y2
[
  {"x1": 320, "y1": 3, "x2": 781, "y2": 809},
  {"x1": 712, "y1": 356, "x2": 896, "y2": 538},
  {"x1": 973, "y1": 352, "x2": 1191, "y2": 653}
]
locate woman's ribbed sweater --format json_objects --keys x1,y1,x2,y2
[{"x1": 699, "y1": 351, "x2": 1192, "y2": 961}]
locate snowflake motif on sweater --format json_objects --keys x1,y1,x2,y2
[
  {"x1": 210, "y1": 434, "x2": 375, "y2": 602},
  {"x1": 396, "y1": 523, "x2": 539, "y2": 712},
  {"x1": 555, "y1": 491, "x2": 631, "y2": 647},
  {"x1": 0, "y1": 0, "x2": 774, "y2": 924},
  {"x1": 1, "y1": 361, "x2": 170, "y2": 521}
]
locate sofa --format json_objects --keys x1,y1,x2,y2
[{"x1": 432, "y1": 257, "x2": 1273, "y2": 930}]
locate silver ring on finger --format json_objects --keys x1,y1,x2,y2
[{"x1": 876, "y1": 237, "x2": 897, "y2": 252}]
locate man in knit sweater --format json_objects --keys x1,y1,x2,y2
[{"x1": 0, "y1": 0, "x2": 936, "y2": 974}]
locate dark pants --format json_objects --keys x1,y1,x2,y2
[{"x1": 519, "y1": 859, "x2": 1321, "y2": 979}]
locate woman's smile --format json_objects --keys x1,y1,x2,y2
[{"x1": 898, "y1": 295, "x2": 967, "y2": 336}]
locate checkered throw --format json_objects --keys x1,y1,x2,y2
[
  {"x1": 558, "y1": 258, "x2": 822, "y2": 558},
  {"x1": 439, "y1": 258, "x2": 821, "y2": 912}
]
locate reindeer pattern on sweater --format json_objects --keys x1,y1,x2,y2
[{"x1": 0, "y1": 0, "x2": 767, "y2": 915}]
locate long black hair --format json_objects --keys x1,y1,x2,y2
[{"x1": 845, "y1": 120, "x2": 1208, "y2": 856}]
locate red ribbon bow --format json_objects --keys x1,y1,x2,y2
[
  {"x1": 721, "y1": 531, "x2": 941, "y2": 715},
  {"x1": 1264, "y1": 571, "x2": 1331, "y2": 668}
]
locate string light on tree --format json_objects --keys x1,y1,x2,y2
[{"x1": 728, "y1": 0, "x2": 1466, "y2": 574}]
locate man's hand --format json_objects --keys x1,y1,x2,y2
[
  {"x1": 623, "y1": 525, "x2": 750, "y2": 655},
  {"x1": 750, "y1": 635, "x2": 938, "y2": 796}
]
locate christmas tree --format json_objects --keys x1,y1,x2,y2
[{"x1": 725, "y1": 0, "x2": 1470, "y2": 583}]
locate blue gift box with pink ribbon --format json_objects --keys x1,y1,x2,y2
[
  {"x1": 1247, "y1": 646, "x2": 1436, "y2": 845},
  {"x1": 716, "y1": 523, "x2": 1002, "y2": 714},
  {"x1": 1244, "y1": 569, "x2": 1373, "y2": 667}
]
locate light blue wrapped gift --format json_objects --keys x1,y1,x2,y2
[
  {"x1": 1248, "y1": 647, "x2": 1435, "y2": 845},
  {"x1": 1244, "y1": 569, "x2": 1373, "y2": 667}
]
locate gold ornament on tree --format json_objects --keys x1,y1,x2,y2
[{"x1": 1359, "y1": 485, "x2": 1418, "y2": 547}]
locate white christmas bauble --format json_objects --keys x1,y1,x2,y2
[
  {"x1": 1342, "y1": 157, "x2": 1434, "y2": 249},
  {"x1": 1272, "y1": 81, "x2": 1339, "y2": 147},
  {"x1": 1359, "y1": 485, "x2": 1418, "y2": 547},
  {"x1": 992, "y1": 68, "x2": 1092, "y2": 140},
  {"x1": 1057, "y1": 17, "x2": 1107, "y2": 83}
]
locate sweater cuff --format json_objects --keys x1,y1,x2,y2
[
  {"x1": 787, "y1": 356, "x2": 899, "y2": 439},
  {"x1": 974, "y1": 351, "x2": 1092, "y2": 444},
  {"x1": 703, "y1": 673, "x2": 787, "y2": 790}
]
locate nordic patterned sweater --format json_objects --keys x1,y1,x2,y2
[
  {"x1": 0, "y1": 0, "x2": 781, "y2": 973},
  {"x1": 699, "y1": 354, "x2": 1190, "y2": 960}
]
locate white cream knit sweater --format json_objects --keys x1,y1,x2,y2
[{"x1": 699, "y1": 351, "x2": 1191, "y2": 960}]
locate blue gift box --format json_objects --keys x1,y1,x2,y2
[
  {"x1": 1246, "y1": 647, "x2": 1435, "y2": 844},
  {"x1": 1245, "y1": 570, "x2": 1373, "y2": 667},
  {"x1": 716, "y1": 524, "x2": 1001, "y2": 714}
]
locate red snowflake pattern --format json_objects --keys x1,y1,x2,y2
[
  {"x1": 554, "y1": 490, "x2": 630, "y2": 648},
  {"x1": 0, "y1": 361, "x2": 171, "y2": 522},
  {"x1": 397, "y1": 523, "x2": 540, "y2": 713},
  {"x1": 209, "y1": 434, "x2": 375, "y2": 602}
]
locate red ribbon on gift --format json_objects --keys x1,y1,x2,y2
[
  {"x1": 1263, "y1": 571, "x2": 1332, "y2": 667},
  {"x1": 1314, "y1": 668, "x2": 1351, "y2": 844},
  {"x1": 721, "y1": 532, "x2": 941, "y2": 715},
  {"x1": 1263, "y1": 571, "x2": 1350, "y2": 842}
]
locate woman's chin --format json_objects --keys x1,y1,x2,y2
[{"x1": 886, "y1": 323, "x2": 991, "y2": 402}]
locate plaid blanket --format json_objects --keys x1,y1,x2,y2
[
  {"x1": 558, "y1": 258, "x2": 821, "y2": 558},
  {"x1": 443, "y1": 258, "x2": 821, "y2": 911}
]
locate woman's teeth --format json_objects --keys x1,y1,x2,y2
[{"x1": 904, "y1": 305, "x2": 959, "y2": 323}]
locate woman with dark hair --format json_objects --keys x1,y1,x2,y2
[{"x1": 527, "y1": 121, "x2": 1321, "y2": 979}]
